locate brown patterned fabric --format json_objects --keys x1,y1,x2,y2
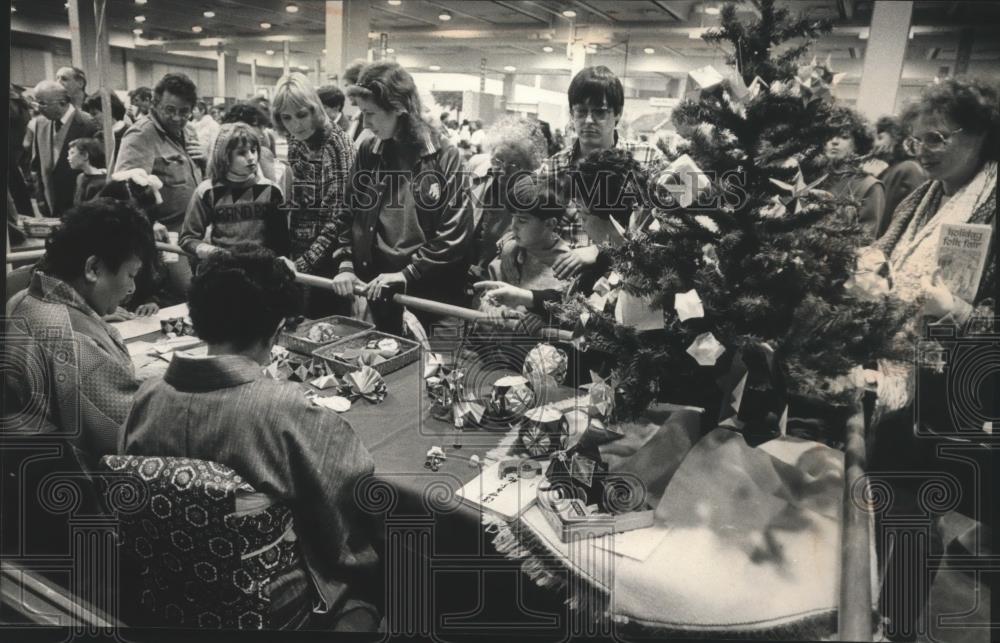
[{"x1": 101, "y1": 455, "x2": 300, "y2": 629}]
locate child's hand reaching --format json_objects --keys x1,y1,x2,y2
[{"x1": 474, "y1": 281, "x2": 533, "y2": 309}]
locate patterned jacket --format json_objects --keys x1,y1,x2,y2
[
  {"x1": 285, "y1": 123, "x2": 356, "y2": 266},
  {"x1": 120, "y1": 353, "x2": 380, "y2": 616},
  {"x1": 5, "y1": 271, "x2": 140, "y2": 465}
]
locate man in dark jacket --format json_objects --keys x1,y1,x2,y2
[{"x1": 30, "y1": 80, "x2": 99, "y2": 217}]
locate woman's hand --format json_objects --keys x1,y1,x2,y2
[
  {"x1": 103, "y1": 307, "x2": 136, "y2": 323},
  {"x1": 152, "y1": 222, "x2": 170, "y2": 243},
  {"x1": 552, "y1": 245, "x2": 599, "y2": 280},
  {"x1": 921, "y1": 270, "x2": 971, "y2": 320},
  {"x1": 332, "y1": 272, "x2": 367, "y2": 298},
  {"x1": 365, "y1": 272, "x2": 407, "y2": 301},
  {"x1": 474, "y1": 281, "x2": 533, "y2": 309},
  {"x1": 134, "y1": 303, "x2": 160, "y2": 317}
]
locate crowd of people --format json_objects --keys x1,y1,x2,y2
[{"x1": 5, "y1": 57, "x2": 998, "y2": 631}]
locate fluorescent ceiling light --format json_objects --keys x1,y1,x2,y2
[
  {"x1": 134, "y1": 15, "x2": 146, "y2": 22},
  {"x1": 191, "y1": 25, "x2": 203, "y2": 33},
  {"x1": 266, "y1": 49, "x2": 275, "y2": 55},
  {"x1": 260, "y1": 22, "x2": 272, "y2": 29},
  {"x1": 388, "y1": 0, "x2": 402, "y2": 5},
  {"x1": 543, "y1": 46, "x2": 553, "y2": 53},
  {"x1": 386, "y1": 47, "x2": 395, "y2": 53},
  {"x1": 286, "y1": 3, "x2": 299, "y2": 13},
  {"x1": 429, "y1": 65, "x2": 441, "y2": 71},
  {"x1": 644, "y1": 47, "x2": 655, "y2": 54},
  {"x1": 562, "y1": 10, "x2": 576, "y2": 18},
  {"x1": 203, "y1": 11, "x2": 215, "y2": 18},
  {"x1": 504, "y1": 65, "x2": 516, "y2": 72},
  {"x1": 438, "y1": 10, "x2": 452, "y2": 21}
]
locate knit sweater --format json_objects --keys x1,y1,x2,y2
[
  {"x1": 180, "y1": 175, "x2": 290, "y2": 257},
  {"x1": 285, "y1": 123, "x2": 356, "y2": 265}
]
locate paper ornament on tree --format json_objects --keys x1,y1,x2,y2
[
  {"x1": 674, "y1": 289, "x2": 705, "y2": 322},
  {"x1": 686, "y1": 332, "x2": 726, "y2": 366},
  {"x1": 614, "y1": 290, "x2": 665, "y2": 331},
  {"x1": 685, "y1": 64, "x2": 726, "y2": 102},
  {"x1": 845, "y1": 247, "x2": 892, "y2": 301},
  {"x1": 654, "y1": 154, "x2": 712, "y2": 208},
  {"x1": 768, "y1": 163, "x2": 829, "y2": 215}
]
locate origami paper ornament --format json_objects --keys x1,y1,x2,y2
[
  {"x1": 310, "y1": 373, "x2": 340, "y2": 390},
  {"x1": 160, "y1": 316, "x2": 195, "y2": 337},
  {"x1": 424, "y1": 352, "x2": 446, "y2": 379},
  {"x1": 453, "y1": 400, "x2": 486, "y2": 428},
  {"x1": 702, "y1": 243, "x2": 723, "y2": 277},
  {"x1": 769, "y1": 169, "x2": 828, "y2": 215},
  {"x1": 523, "y1": 344, "x2": 568, "y2": 386},
  {"x1": 687, "y1": 332, "x2": 726, "y2": 366},
  {"x1": 845, "y1": 246, "x2": 892, "y2": 301},
  {"x1": 489, "y1": 375, "x2": 536, "y2": 418},
  {"x1": 586, "y1": 371, "x2": 617, "y2": 421},
  {"x1": 647, "y1": 218, "x2": 661, "y2": 233},
  {"x1": 342, "y1": 366, "x2": 387, "y2": 403},
  {"x1": 305, "y1": 321, "x2": 340, "y2": 344},
  {"x1": 357, "y1": 348, "x2": 387, "y2": 367},
  {"x1": 674, "y1": 289, "x2": 705, "y2": 322},
  {"x1": 263, "y1": 362, "x2": 283, "y2": 380},
  {"x1": 518, "y1": 407, "x2": 569, "y2": 457},
  {"x1": 614, "y1": 290, "x2": 665, "y2": 331},
  {"x1": 715, "y1": 344, "x2": 788, "y2": 446},
  {"x1": 654, "y1": 154, "x2": 712, "y2": 208}
]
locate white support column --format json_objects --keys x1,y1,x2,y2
[
  {"x1": 251, "y1": 58, "x2": 258, "y2": 89},
  {"x1": 283, "y1": 40, "x2": 291, "y2": 77},
  {"x1": 856, "y1": 1, "x2": 913, "y2": 120},
  {"x1": 326, "y1": 0, "x2": 370, "y2": 83},
  {"x1": 217, "y1": 48, "x2": 239, "y2": 100},
  {"x1": 125, "y1": 56, "x2": 138, "y2": 90},
  {"x1": 67, "y1": 0, "x2": 98, "y2": 81},
  {"x1": 569, "y1": 40, "x2": 588, "y2": 80},
  {"x1": 42, "y1": 51, "x2": 55, "y2": 80}
]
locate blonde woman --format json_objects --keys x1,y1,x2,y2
[{"x1": 273, "y1": 72, "x2": 356, "y2": 316}]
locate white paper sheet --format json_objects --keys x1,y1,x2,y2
[{"x1": 112, "y1": 303, "x2": 190, "y2": 340}]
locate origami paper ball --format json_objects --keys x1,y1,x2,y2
[
  {"x1": 687, "y1": 332, "x2": 726, "y2": 367},
  {"x1": 674, "y1": 289, "x2": 705, "y2": 322}
]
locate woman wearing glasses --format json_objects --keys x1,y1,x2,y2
[
  {"x1": 300, "y1": 62, "x2": 472, "y2": 335},
  {"x1": 872, "y1": 76, "x2": 998, "y2": 321}
]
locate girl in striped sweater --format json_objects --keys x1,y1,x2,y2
[{"x1": 180, "y1": 122, "x2": 290, "y2": 260}]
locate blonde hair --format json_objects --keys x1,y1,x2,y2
[{"x1": 271, "y1": 72, "x2": 329, "y2": 138}]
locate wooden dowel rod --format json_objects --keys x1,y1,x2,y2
[{"x1": 839, "y1": 397, "x2": 872, "y2": 641}]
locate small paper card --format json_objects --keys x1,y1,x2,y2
[
  {"x1": 936, "y1": 223, "x2": 991, "y2": 303},
  {"x1": 457, "y1": 459, "x2": 541, "y2": 520}
]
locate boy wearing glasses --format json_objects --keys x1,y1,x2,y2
[
  {"x1": 116, "y1": 73, "x2": 204, "y2": 298},
  {"x1": 541, "y1": 66, "x2": 668, "y2": 278}
]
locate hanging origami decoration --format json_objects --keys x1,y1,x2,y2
[
  {"x1": 674, "y1": 289, "x2": 705, "y2": 322},
  {"x1": 768, "y1": 161, "x2": 829, "y2": 215},
  {"x1": 796, "y1": 55, "x2": 846, "y2": 103},
  {"x1": 341, "y1": 366, "x2": 387, "y2": 404},
  {"x1": 654, "y1": 154, "x2": 712, "y2": 209},
  {"x1": 686, "y1": 332, "x2": 726, "y2": 367},
  {"x1": 685, "y1": 64, "x2": 726, "y2": 102}
]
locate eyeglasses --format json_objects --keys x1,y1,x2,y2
[
  {"x1": 903, "y1": 128, "x2": 962, "y2": 155},
  {"x1": 571, "y1": 106, "x2": 613, "y2": 121},
  {"x1": 158, "y1": 104, "x2": 193, "y2": 119}
]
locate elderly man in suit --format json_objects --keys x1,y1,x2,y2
[
  {"x1": 30, "y1": 79, "x2": 99, "y2": 217},
  {"x1": 55, "y1": 66, "x2": 88, "y2": 109}
]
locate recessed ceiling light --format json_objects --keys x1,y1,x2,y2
[
  {"x1": 299, "y1": 65, "x2": 310, "y2": 71},
  {"x1": 644, "y1": 47, "x2": 655, "y2": 54},
  {"x1": 203, "y1": 10, "x2": 215, "y2": 18},
  {"x1": 438, "y1": 10, "x2": 452, "y2": 21},
  {"x1": 11, "y1": 5, "x2": 16, "y2": 13},
  {"x1": 562, "y1": 10, "x2": 576, "y2": 18},
  {"x1": 388, "y1": 0, "x2": 401, "y2": 5},
  {"x1": 429, "y1": 65, "x2": 441, "y2": 71},
  {"x1": 285, "y1": 3, "x2": 299, "y2": 13},
  {"x1": 542, "y1": 45, "x2": 553, "y2": 53},
  {"x1": 704, "y1": 4, "x2": 721, "y2": 15},
  {"x1": 322, "y1": 48, "x2": 327, "y2": 54},
  {"x1": 386, "y1": 47, "x2": 395, "y2": 53},
  {"x1": 133, "y1": 28, "x2": 143, "y2": 35},
  {"x1": 134, "y1": 0, "x2": 147, "y2": 4},
  {"x1": 503, "y1": 65, "x2": 516, "y2": 72},
  {"x1": 191, "y1": 25, "x2": 203, "y2": 33},
  {"x1": 260, "y1": 22, "x2": 271, "y2": 29},
  {"x1": 134, "y1": 15, "x2": 145, "y2": 22},
  {"x1": 266, "y1": 49, "x2": 275, "y2": 55}
]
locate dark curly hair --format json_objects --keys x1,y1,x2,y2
[
  {"x1": 82, "y1": 91, "x2": 126, "y2": 121},
  {"x1": 911, "y1": 76, "x2": 1000, "y2": 162},
  {"x1": 573, "y1": 148, "x2": 651, "y2": 224},
  {"x1": 188, "y1": 244, "x2": 302, "y2": 351},
  {"x1": 41, "y1": 198, "x2": 155, "y2": 282},
  {"x1": 221, "y1": 101, "x2": 272, "y2": 130},
  {"x1": 874, "y1": 114, "x2": 912, "y2": 164},
  {"x1": 153, "y1": 73, "x2": 198, "y2": 106},
  {"x1": 827, "y1": 106, "x2": 874, "y2": 155}
]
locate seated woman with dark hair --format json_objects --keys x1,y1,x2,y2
[
  {"x1": 119, "y1": 244, "x2": 381, "y2": 631},
  {"x1": 5, "y1": 198, "x2": 155, "y2": 463}
]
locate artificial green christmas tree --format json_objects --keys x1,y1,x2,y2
[{"x1": 553, "y1": 0, "x2": 912, "y2": 444}]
